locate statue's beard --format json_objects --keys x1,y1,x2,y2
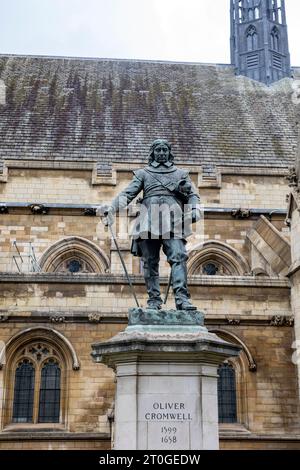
[{"x1": 155, "y1": 156, "x2": 169, "y2": 164}]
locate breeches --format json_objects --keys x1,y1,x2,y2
[{"x1": 139, "y1": 238, "x2": 188, "y2": 276}]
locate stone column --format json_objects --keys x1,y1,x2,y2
[
  {"x1": 91, "y1": 309, "x2": 240, "y2": 450},
  {"x1": 287, "y1": 121, "x2": 300, "y2": 399},
  {"x1": 288, "y1": 198, "x2": 300, "y2": 398}
]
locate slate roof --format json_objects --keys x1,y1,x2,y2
[{"x1": 0, "y1": 54, "x2": 299, "y2": 169}]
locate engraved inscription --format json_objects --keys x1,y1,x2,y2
[
  {"x1": 160, "y1": 426, "x2": 177, "y2": 444},
  {"x1": 144, "y1": 402, "x2": 192, "y2": 421}
]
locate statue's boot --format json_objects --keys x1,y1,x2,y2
[
  {"x1": 171, "y1": 261, "x2": 197, "y2": 311},
  {"x1": 144, "y1": 275, "x2": 163, "y2": 310}
]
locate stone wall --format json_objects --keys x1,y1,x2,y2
[
  {"x1": 0, "y1": 164, "x2": 298, "y2": 450},
  {"x1": 0, "y1": 166, "x2": 290, "y2": 208},
  {"x1": 0, "y1": 304, "x2": 298, "y2": 449},
  {"x1": 289, "y1": 203, "x2": 300, "y2": 398},
  {"x1": 0, "y1": 166, "x2": 290, "y2": 277}
]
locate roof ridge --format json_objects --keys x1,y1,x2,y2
[{"x1": 0, "y1": 53, "x2": 234, "y2": 67}]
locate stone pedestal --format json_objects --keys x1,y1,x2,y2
[{"x1": 91, "y1": 309, "x2": 240, "y2": 450}]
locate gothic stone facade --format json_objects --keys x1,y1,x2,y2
[{"x1": 0, "y1": 56, "x2": 300, "y2": 449}]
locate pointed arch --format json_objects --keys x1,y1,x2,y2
[
  {"x1": 39, "y1": 236, "x2": 110, "y2": 273},
  {"x1": 246, "y1": 24, "x2": 258, "y2": 51},
  {"x1": 271, "y1": 26, "x2": 280, "y2": 51},
  {"x1": 0, "y1": 326, "x2": 80, "y2": 371},
  {"x1": 187, "y1": 240, "x2": 250, "y2": 276},
  {"x1": 218, "y1": 362, "x2": 237, "y2": 423},
  {"x1": 210, "y1": 328, "x2": 256, "y2": 429},
  {"x1": 209, "y1": 328, "x2": 257, "y2": 372},
  {"x1": 1, "y1": 327, "x2": 80, "y2": 428}
]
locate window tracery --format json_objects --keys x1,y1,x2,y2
[
  {"x1": 246, "y1": 25, "x2": 258, "y2": 51},
  {"x1": 271, "y1": 26, "x2": 280, "y2": 51},
  {"x1": 8, "y1": 340, "x2": 64, "y2": 425}
]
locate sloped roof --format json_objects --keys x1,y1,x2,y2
[{"x1": 0, "y1": 54, "x2": 299, "y2": 169}]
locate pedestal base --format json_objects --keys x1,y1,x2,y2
[{"x1": 91, "y1": 309, "x2": 240, "y2": 450}]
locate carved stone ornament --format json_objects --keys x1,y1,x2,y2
[
  {"x1": 226, "y1": 318, "x2": 241, "y2": 325},
  {"x1": 231, "y1": 208, "x2": 252, "y2": 219},
  {"x1": 286, "y1": 166, "x2": 299, "y2": 189},
  {"x1": 50, "y1": 314, "x2": 65, "y2": 323},
  {"x1": 88, "y1": 313, "x2": 102, "y2": 323},
  {"x1": 270, "y1": 315, "x2": 294, "y2": 327},
  {"x1": 0, "y1": 205, "x2": 8, "y2": 214},
  {"x1": 0, "y1": 314, "x2": 9, "y2": 322},
  {"x1": 84, "y1": 208, "x2": 97, "y2": 217},
  {"x1": 28, "y1": 343, "x2": 51, "y2": 362},
  {"x1": 285, "y1": 317, "x2": 295, "y2": 327},
  {"x1": 30, "y1": 204, "x2": 49, "y2": 215}
]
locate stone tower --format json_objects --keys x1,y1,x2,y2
[{"x1": 230, "y1": 0, "x2": 291, "y2": 84}]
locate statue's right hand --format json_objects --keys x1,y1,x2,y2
[{"x1": 96, "y1": 205, "x2": 115, "y2": 226}]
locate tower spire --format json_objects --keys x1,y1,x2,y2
[{"x1": 230, "y1": 0, "x2": 291, "y2": 84}]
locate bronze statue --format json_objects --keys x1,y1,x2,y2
[{"x1": 99, "y1": 139, "x2": 200, "y2": 311}]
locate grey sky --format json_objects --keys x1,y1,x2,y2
[{"x1": 0, "y1": 0, "x2": 299, "y2": 65}]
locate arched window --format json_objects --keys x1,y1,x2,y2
[
  {"x1": 211, "y1": 328, "x2": 257, "y2": 429},
  {"x1": 57, "y1": 257, "x2": 93, "y2": 273},
  {"x1": 246, "y1": 25, "x2": 258, "y2": 51},
  {"x1": 248, "y1": 8, "x2": 254, "y2": 20},
  {"x1": 1, "y1": 327, "x2": 80, "y2": 429},
  {"x1": 238, "y1": 5, "x2": 244, "y2": 23},
  {"x1": 270, "y1": 0, "x2": 283, "y2": 23},
  {"x1": 12, "y1": 359, "x2": 35, "y2": 423},
  {"x1": 188, "y1": 241, "x2": 250, "y2": 276},
  {"x1": 10, "y1": 342, "x2": 63, "y2": 424},
  {"x1": 39, "y1": 236, "x2": 110, "y2": 274},
  {"x1": 271, "y1": 27, "x2": 280, "y2": 51},
  {"x1": 38, "y1": 359, "x2": 61, "y2": 423},
  {"x1": 218, "y1": 362, "x2": 237, "y2": 423}
]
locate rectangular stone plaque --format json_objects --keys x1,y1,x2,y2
[{"x1": 138, "y1": 395, "x2": 198, "y2": 449}]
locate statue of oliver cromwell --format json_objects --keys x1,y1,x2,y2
[{"x1": 99, "y1": 139, "x2": 201, "y2": 311}]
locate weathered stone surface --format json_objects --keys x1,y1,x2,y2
[
  {"x1": 128, "y1": 307, "x2": 205, "y2": 326},
  {"x1": 91, "y1": 317, "x2": 240, "y2": 368}
]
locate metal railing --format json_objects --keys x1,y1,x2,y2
[{"x1": 12, "y1": 241, "x2": 41, "y2": 273}]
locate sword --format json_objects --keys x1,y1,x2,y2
[{"x1": 102, "y1": 212, "x2": 140, "y2": 308}]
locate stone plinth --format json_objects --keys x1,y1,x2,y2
[{"x1": 91, "y1": 308, "x2": 240, "y2": 450}]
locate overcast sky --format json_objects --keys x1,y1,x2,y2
[{"x1": 0, "y1": 0, "x2": 299, "y2": 65}]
